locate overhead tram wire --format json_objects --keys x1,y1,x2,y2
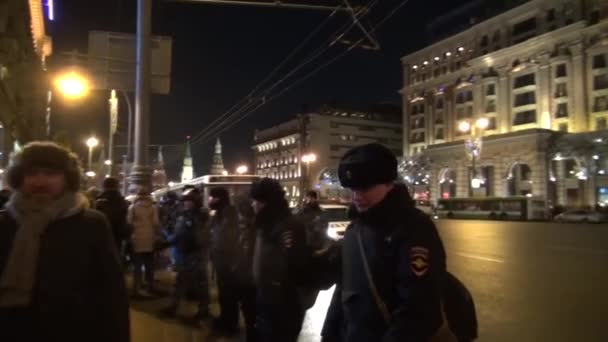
[
  {"x1": 187, "y1": 5, "x2": 344, "y2": 144},
  {"x1": 190, "y1": 0, "x2": 412, "y2": 145},
  {"x1": 188, "y1": 3, "x2": 375, "y2": 145},
  {"x1": 190, "y1": 1, "x2": 382, "y2": 146}
]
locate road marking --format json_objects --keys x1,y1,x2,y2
[{"x1": 451, "y1": 251, "x2": 505, "y2": 264}]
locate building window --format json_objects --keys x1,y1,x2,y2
[
  {"x1": 486, "y1": 84, "x2": 496, "y2": 96},
  {"x1": 558, "y1": 123, "x2": 568, "y2": 132},
  {"x1": 492, "y1": 31, "x2": 500, "y2": 43},
  {"x1": 412, "y1": 103, "x2": 425, "y2": 115},
  {"x1": 598, "y1": 118, "x2": 607, "y2": 130},
  {"x1": 555, "y1": 64, "x2": 567, "y2": 78},
  {"x1": 487, "y1": 117, "x2": 497, "y2": 130},
  {"x1": 456, "y1": 107, "x2": 473, "y2": 120},
  {"x1": 555, "y1": 103, "x2": 568, "y2": 118},
  {"x1": 435, "y1": 128, "x2": 444, "y2": 140},
  {"x1": 411, "y1": 118, "x2": 425, "y2": 130},
  {"x1": 594, "y1": 96, "x2": 608, "y2": 112},
  {"x1": 514, "y1": 92, "x2": 536, "y2": 106},
  {"x1": 514, "y1": 73, "x2": 535, "y2": 88},
  {"x1": 513, "y1": 110, "x2": 536, "y2": 125},
  {"x1": 554, "y1": 83, "x2": 567, "y2": 98},
  {"x1": 330, "y1": 121, "x2": 339, "y2": 128},
  {"x1": 410, "y1": 132, "x2": 425, "y2": 143},
  {"x1": 435, "y1": 115, "x2": 444, "y2": 124},
  {"x1": 359, "y1": 126, "x2": 375, "y2": 132},
  {"x1": 512, "y1": 17, "x2": 537, "y2": 43},
  {"x1": 330, "y1": 145, "x2": 340, "y2": 151},
  {"x1": 456, "y1": 90, "x2": 472, "y2": 104},
  {"x1": 436, "y1": 98, "x2": 444, "y2": 109},
  {"x1": 546, "y1": 8, "x2": 556, "y2": 22},
  {"x1": 594, "y1": 74, "x2": 608, "y2": 90},
  {"x1": 593, "y1": 55, "x2": 607, "y2": 69},
  {"x1": 485, "y1": 99, "x2": 496, "y2": 113},
  {"x1": 480, "y1": 35, "x2": 489, "y2": 47}
]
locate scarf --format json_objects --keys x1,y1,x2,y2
[{"x1": 0, "y1": 191, "x2": 87, "y2": 307}]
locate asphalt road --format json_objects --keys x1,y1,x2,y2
[{"x1": 130, "y1": 220, "x2": 608, "y2": 342}]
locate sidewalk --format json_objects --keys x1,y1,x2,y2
[{"x1": 127, "y1": 270, "x2": 331, "y2": 342}]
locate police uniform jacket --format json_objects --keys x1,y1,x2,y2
[{"x1": 322, "y1": 184, "x2": 447, "y2": 342}]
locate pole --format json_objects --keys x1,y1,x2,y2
[
  {"x1": 88, "y1": 146, "x2": 93, "y2": 171},
  {"x1": 129, "y1": 0, "x2": 152, "y2": 193}
]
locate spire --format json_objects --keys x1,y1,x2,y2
[
  {"x1": 210, "y1": 137, "x2": 225, "y2": 175},
  {"x1": 181, "y1": 136, "x2": 194, "y2": 182}
]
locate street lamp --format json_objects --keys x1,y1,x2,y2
[
  {"x1": 86, "y1": 137, "x2": 99, "y2": 172},
  {"x1": 222, "y1": 170, "x2": 229, "y2": 176},
  {"x1": 236, "y1": 165, "x2": 248, "y2": 174},
  {"x1": 459, "y1": 118, "x2": 489, "y2": 192},
  {"x1": 54, "y1": 71, "x2": 89, "y2": 99}
]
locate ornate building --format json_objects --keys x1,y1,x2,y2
[
  {"x1": 181, "y1": 138, "x2": 194, "y2": 183},
  {"x1": 401, "y1": 0, "x2": 608, "y2": 207},
  {"x1": 253, "y1": 105, "x2": 402, "y2": 205},
  {"x1": 209, "y1": 138, "x2": 225, "y2": 175}
]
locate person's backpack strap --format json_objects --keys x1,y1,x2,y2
[
  {"x1": 358, "y1": 224, "x2": 456, "y2": 341},
  {"x1": 356, "y1": 228, "x2": 392, "y2": 324}
]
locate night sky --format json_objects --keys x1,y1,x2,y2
[{"x1": 48, "y1": 0, "x2": 471, "y2": 180}]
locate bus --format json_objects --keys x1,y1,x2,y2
[
  {"x1": 435, "y1": 196, "x2": 548, "y2": 221},
  {"x1": 152, "y1": 174, "x2": 261, "y2": 206}
]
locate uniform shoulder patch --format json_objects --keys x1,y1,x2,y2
[{"x1": 409, "y1": 246, "x2": 430, "y2": 277}]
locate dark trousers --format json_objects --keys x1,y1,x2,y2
[
  {"x1": 256, "y1": 286, "x2": 305, "y2": 342},
  {"x1": 169, "y1": 258, "x2": 210, "y2": 314},
  {"x1": 216, "y1": 269, "x2": 240, "y2": 329},
  {"x1": 237, "y1": 283, "x2": 258, "y2": 342},
  {"x1": 133, "y1": 252, "x2": 155, "y2": 292}
]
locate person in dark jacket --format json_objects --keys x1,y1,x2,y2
[
  {"x1": 0, "y1": 142, "x2": 129, "y2": 342},
  {"x1": 251, "y1": 178, "x2": 310, "y2": 342},
  {"x1": 231, "y1": 195, "x2": 258, "y2": 342},
  {"x1": 321, "y1": 143, "x2": 448, "y2": 342},
  {"x1": 95, "y1": 177, "x2": 130, "y2": 252},
  {"x1": 159, "y1": 188, "x2": 210, "y2": 321},
  {"x1": 297, "y1": 190, "x2": 328, "y2": 251},
  {"x1": 209, "y1": 187, "x2": 241, "y2": 333}
]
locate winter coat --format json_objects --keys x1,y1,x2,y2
[
  {"x1": 210, "y1": 204, "x2": 239, "y2": 273},
  {"x1": 166, "y1": 208, "x2": 209, "y2": 267},
  {"x1": 95, "y1": 190, "x2": 130, "y2": 249},
  {"x1": 321, "y1": 184, "x2": 447, "y2": 342},
  {"x1": 0, "y1": 209, "x2": 130, "y2": 342},
  {"x1": 128, "y1": 195, "x2": 160, "y2": 253}
]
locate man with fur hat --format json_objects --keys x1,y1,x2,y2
[
  {"x1": 321, "y1": 143, "x2": 448, "y2": 342},
  {"x1": 250, "y1": 178, "x2": 310, "y2": 342},
  {"x1": 0, "y1": 142, "x2": 129, "y2": 342}
]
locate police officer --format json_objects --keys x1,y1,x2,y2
[
  {"x1": 250, "y1": 178, "x2": 309, "y2": 342},
  {"x1": 159, "y1": 188, "x2": 211, "y2": 321},
  {"x1": 209, "y1": 187, "x2": 240, "y2": 334},
  {"x1": 321, "y1": 143, "x2": 448, "y2": 342}
]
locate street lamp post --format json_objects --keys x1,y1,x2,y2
[
  {"x1": 129, "y1": 0, "x2": 153, "y2": 193},
  {"x1": 459, "y1": 118, "x2": 489, "y2": 193},
  {"x1": 86, "y1": 136, "x2": 99, "y2": 172}
]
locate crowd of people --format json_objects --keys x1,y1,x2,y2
[{"x1": 0, "y1": 141, "x2": 476, "y2": 342}]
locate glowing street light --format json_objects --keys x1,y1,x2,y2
[
  {"x1": 85, "y1": 171, "x2": 96, "y2": 178},
  {"x1": 301, "y1": 153, "x2": 317, "y2": 163},
  {"x1": 301, "y1": 153, "x2": 317, "y2": 193},
  {"x1": 475, "y1": 117, "x2": 489, "y2": 130},
  {"x1": 54, "y1": 71, "x2": 89, "y2": 99},
  {"x1": 104, "y1": 160, "x2": 112, "y2": 166},
  {"x1": 222, "y1": 170, "x2": 229, "y2": 176},
  {"x1": 458, "y1": 121, "x2": 471, "y2": 133},
  {"x1": 86, "y1": 136, "x2": 99, "y2": 172},
  {"x1": 236, "y1": 165, "x2": 248, "y2": 174}
]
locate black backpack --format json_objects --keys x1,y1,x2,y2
[
  {"x1": 443, "y1": 271, "x2": 478, "y2": 342},
  {"x1": 95, "y1": 196, "x2": 131, "y2": 241}
]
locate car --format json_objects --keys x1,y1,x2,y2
[
  {"x1": 320, "y1": 203, "x2": 350, "y2": 241},
  {"x1": 554, "y1": 209, "x2": 607, "y2": 223}
]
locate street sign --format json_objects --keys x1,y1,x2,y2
[{"x1": 87, "y1": 31, "x2": 172, "y2": 94}]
